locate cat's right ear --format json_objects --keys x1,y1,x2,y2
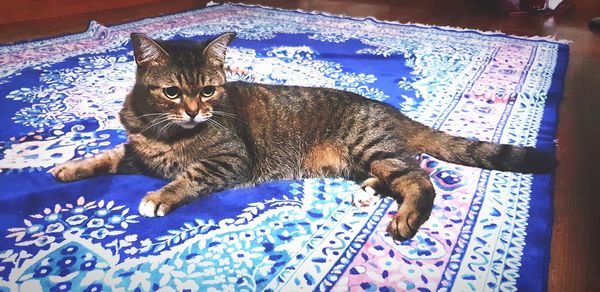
[
  {"x1": 130, "y1": 33, "x2": 169, "y2": 66},
  {"x1": 203, "y1": 32, "x2": 236, "y2": 67}
]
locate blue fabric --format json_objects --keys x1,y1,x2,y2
[
  {"x1": 0, "y1": 3, "x2": 567, "y2": 291},
  {"x1": 518, "y1": 42, "x2": 568, "y2": 292}
]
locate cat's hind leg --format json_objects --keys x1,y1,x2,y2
[{"x1": 368, "y1": 156, "x2": 435, "y2": 241}]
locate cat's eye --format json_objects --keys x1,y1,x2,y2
[
  {"x1": 201, "y1": 86, "x2": 216, "y2": 97},
  {"x1": 163, "y1": 86, "x2": 181, "y2": 99}
]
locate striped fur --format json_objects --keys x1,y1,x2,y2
[{"x1": 51, "y1": 33, "x2": 556, "y2": 241}]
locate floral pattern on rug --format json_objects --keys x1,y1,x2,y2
[{"x1": 0, "y1": 3, "x2": 566, "y2": 291}]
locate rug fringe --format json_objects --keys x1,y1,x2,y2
[{"x1": 214, "y1": 2, "x2": 571, "y2": 44}]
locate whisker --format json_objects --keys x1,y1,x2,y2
[
  {"x1": 140, "y1": 119, "x2": 170, "y2": 134},
  {"x1": 140, "y1": 114, "x2": 175, "y2": 134},
  {"x1": 143, "y1": 113, "x2": 169, "y2": 123},
  {"x1": 212, "y1": 111, "x2": 247, "y2": 124},
  {"x1": 141, "y1": 113, "x2": 172, "y2": 126},
  {"x1": 207, "y1": 118, "x2": 229, "y2": 133},
  {"x1": 212, "y1": 110, "x2": 237, "y2": 116},
  {"x1": 156, "y1": 120, "x2": 176, "y2": 137},
  {"x1": 138, "y1": 113, "x2": 170, "y2": 118}
]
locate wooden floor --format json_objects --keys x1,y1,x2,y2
[{"x1": 1, "y1": 0, "x2": 599, "y2": 290}]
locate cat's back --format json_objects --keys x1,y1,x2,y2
[
  {"x1": 224, "y1": 81, "x2": 393, "y2": 116},
  {"x1": 223, "y1": 81, "x2": 406, "y2": 146},
  {"x1": 221, "y1": 82, "x2": 409, "y2": 179}
]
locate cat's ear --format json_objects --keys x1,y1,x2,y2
[
  {"x1": 203, "y1": 32, "x2": 236, "y2": 66},
  {"x1": 130, "y1": 33, "x2": 169, "y2": 66}
]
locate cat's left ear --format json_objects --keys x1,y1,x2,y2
[{"x1": 203, "y1": 32, "x2": 236, "y2": 66}]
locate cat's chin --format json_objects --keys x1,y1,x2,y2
[{"x1": 178, "y1": 121, "x2": 200, "y2": 129}]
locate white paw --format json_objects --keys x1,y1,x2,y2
[
  {"x1": 156, "y1": 207, "x2": 166, "y2": 217},
  {"x1": 138, "y1": 192, "x2": 173, "y2": 217},
  {"x1": 352, "y1": 186, "x2": 379, "y2": 207},
  {"x1": 138, "y1": 199, "x2": 168, "y2": 217},
  {"x1": 138, "y1": 199, "x2": 158, "y2": 217}
]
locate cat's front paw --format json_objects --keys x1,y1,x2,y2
[
  {"x1": 51, "y1": 161, "x2": 94, "y2": 182},
  {"x1": 138, "y1": 191, "x2": 180, "y2": 217},
  {"x1": 352, "y1": 177, "x2": 382, "y2": 207},
  {"x1": 352, "y1": 186, "x2": 379, "y2": 207}
]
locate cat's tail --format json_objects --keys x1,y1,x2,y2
[{"x1": 407, "y1": 123, "x2": 557, "y2": 174}]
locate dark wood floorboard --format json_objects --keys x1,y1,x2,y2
[{"x1": 1, "y1": 0, "x2": 599, "y2": 290}]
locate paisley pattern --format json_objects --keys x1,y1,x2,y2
[
  {"x1": 0, "y1": 3, "x2": 567, "y2": 291},
  {"x1": 0, "y1": 45, "x2": 384, "y2": 172}
]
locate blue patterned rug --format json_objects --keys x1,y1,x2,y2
[{"x1": 0, "y1": 3, "x2": 567, "y2": 291}]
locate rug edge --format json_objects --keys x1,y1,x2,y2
[
  {"x1": 221, "y1": 2, "x2": 572, "y2": 44},
  {"x1": 515, "y1": 42, "x2": 569, "y2": 292},
  {"x1": 0, "y1": 1, "x2": 571, "y2": 50},
  {"x1": 0, "y1": 20, "x2": 107, "y2": 48}
]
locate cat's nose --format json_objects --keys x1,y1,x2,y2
[{"x1": 185, "y1": 108, "x2": 199, "y2": 119}]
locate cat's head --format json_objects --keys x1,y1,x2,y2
[{"x1": 129, "y1": 32, "x2": 236, "y2": 130}]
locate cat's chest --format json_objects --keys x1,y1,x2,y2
[{"x1": 128, "y1": 134, "x2": 195, "y2": 178}]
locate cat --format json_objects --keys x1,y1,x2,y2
[{"x1": 51, "y1": 32, "x2": 556, "y2": 241}]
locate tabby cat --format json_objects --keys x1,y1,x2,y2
[{"x1": 51, "y1": 32, "x2": 556, "y2": 241}]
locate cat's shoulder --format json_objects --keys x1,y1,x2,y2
[{"x1": 224, "y1": 81, "x2": 341, "y2": 94}]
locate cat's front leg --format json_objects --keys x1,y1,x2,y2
[
  {"x1": 138, "y1": 177, "x2": 197, "y2": 217},
  {"x1": 51, "y1": 144, "x2": 139, "y2": 182},
  {"x1": 138, "y1": 159, "x2": 249, "y2": 217}
]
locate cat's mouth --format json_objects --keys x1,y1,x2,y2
[
  {"x1": 179, "y1": 120, "x2": 199, "y2": 129},
  {"x1": 177, "y1": 116, "x2": 208, "y2": 129}
]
